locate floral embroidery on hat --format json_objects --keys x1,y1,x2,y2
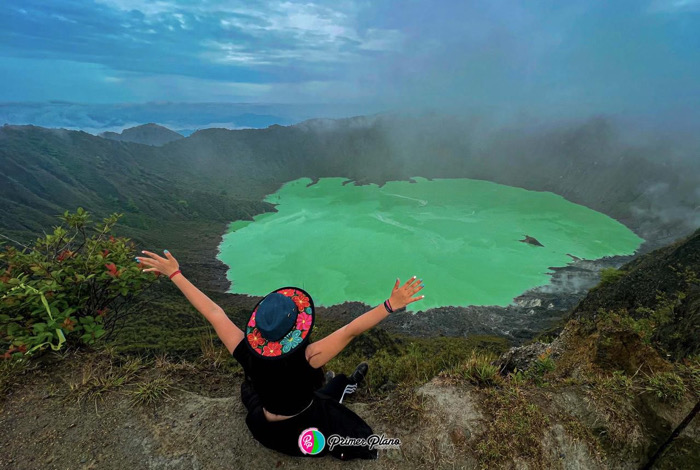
[
  {"x1": 292, "y1": 293, "x2": 310, "y2": 310},
  {"x1": 281, "y1": 329, "x2": 303, "y2": 353},
  {"x1": 247, "y1": 329, "x2": 265, "y2": 347},
  {"x1": 262, "y1": 341, "x2": 282, "y2": 357},
  {"x1": 245, "y1": 287, "x2": 314, "y2": 358},
  {"x1": 296, "y1": 312, "x2": 312, "y2": 331}
]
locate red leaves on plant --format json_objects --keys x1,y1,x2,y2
[
  {"x1": 105, "y1": 263, "x2": 119, "y2": 277},
  {"x1": 96, "y1": 308, "x2": 109, "y2": 317},
  {"x1": 61, "y1": 317, "x2": 76, "y2": 331},
  {"x1": 57, "y1": 250, "x2": 74, "y2": 262},
  {"x1": 109, "y1": 235, "x2": 116, "y2": 243},
  {"x1": 102, "y1": 249, "x2": 110, "y2": 257},
  {"x1": 2, "y1": 346, "x2": 22, "y2": 359}
]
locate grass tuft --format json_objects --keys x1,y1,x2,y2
[
  {"x1": 65, "y1": 355, "x2": 144, "y2": 406},
  {"x1": 129, "y1": 375, "x2": 174, "y2": 407},
  {"x1": 441, "y1": 351, "x2": 502, "y2": 387},
  {"x1": 643, "y1": 371, "x2": 686, "y2": 402},
  {"x1": 197, "y1": 332, "x2": 229, "y2": 370}
]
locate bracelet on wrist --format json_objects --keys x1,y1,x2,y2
[
  {"x1": 169, "y1": 269, "x2": 182, "y2": 280},
  {"x1": 383, "y1": 299, "x2": 394, "y2": 313}
]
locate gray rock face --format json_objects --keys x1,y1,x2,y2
[{"x1": 496, "y1": 342, "x2": 550, "y2": 373}]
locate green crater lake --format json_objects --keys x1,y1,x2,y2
[{"x1": 217, "y1": 177, "x2": 643, "y2": 311}]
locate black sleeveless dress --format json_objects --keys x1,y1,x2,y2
[{"x1": 232, "y1": 340, "x2": 378, "y2": 460}]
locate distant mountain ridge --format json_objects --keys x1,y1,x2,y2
[
  {"x1": 99, "y1": 123, "x2": 184, "y2": 146},
  {"x1": 0, "y1": 115, "x2": 698, "y2": 252}
]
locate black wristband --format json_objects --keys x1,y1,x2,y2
[{"x1": 383, "y1": 299, "x2": 394, "y2": 313}]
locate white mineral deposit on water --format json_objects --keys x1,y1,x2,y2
[{"x1": 217, "y1": 177, "x2": 643, "y2": 311}]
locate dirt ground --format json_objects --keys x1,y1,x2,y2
[{"x1": 1, "y1": 350, "x2": 697, "y2": 470}]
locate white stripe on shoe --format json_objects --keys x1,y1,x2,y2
[{"x1": 339, "y1": 384, "x2": 358, "y2": 404}]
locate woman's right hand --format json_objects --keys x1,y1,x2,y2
[
  {"x1": 388, "y1": 276, "x2": 424, "y2": 310},
  {"x1": 135, "y1": 250, "x2": 180, "y2": 278}
]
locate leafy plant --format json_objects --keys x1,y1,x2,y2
[
  {"x1": 523, "y1": 349, "x2": 556, "y2": 387},
  {"x1": 0, "y1": 208, "x2": 159, "y2": 359}
]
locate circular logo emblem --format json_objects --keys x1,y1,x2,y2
[{"x1": 298, "y1": 427, "x2": 326, "y2": 455}]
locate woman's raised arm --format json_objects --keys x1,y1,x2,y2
[
  {"x1": 305, "y1": 276, "x2": 424, "y2": 369},
  {"x1": 136, "y1": 250, "x2": 244, "y2": 354}
]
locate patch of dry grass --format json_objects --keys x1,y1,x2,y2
[
  {"x1": 472, "y1": 384, "x2": 550, "y2": 468},
  {"x1": 65, "y1": 354, "x2": 145, "y2": 407},
  {"x1": 374, "y1": 385, "x2": 430, "y2": 430}
]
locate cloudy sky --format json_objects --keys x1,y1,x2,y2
[{"x1": 1, "y1": 0, "x2": 699, "y2": 123}]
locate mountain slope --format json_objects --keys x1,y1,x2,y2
[
  {"x1": 0, "y1": 125, "x2": 270, "y2": 238},
  {"x1": 100, "y1": 123, "x2": 184, "y2": 146},
  {"x1": 570, "y1": 227, "x2": 700, "y2": 359}
]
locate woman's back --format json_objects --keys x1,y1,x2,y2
[{"x1": 233, "y1": 340, "x2": 324, "y2": 416}]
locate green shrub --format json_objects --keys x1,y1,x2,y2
[
  {"x1": 517, "y1": 349, "x2": 556, "y2": 387},
  {"x1": 531, "y1": 353, "x2": 556, "y2": 376},
  {"x1": 0, "y1": 208, "x2": 159, "y2": 359}
]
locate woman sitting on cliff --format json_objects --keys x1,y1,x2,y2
[{"x1": 135, "y1": 249, "x2": 424, "y2": 460}]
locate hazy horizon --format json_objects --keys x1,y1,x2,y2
[{"x1": 2, "y1": 1, "x2": 699, "y2": 133}]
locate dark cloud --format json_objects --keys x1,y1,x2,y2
[{"x1": 0, "y1": 0, "x2": 697, "y2": 126}]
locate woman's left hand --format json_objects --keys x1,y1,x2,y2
[
  {"x1": 388, "y1": 276, "x2": 424, "y2": 310},
  {"x1": 135, "y1": 250, "x2": 180, "y2": 277}
]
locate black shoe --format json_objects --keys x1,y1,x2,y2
[{"x1": 348, "y1": 362, "x2": 368, "y2": 385}]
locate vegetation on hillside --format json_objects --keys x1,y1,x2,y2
[{"x1": 0, "y1": 208, "x2": 159, "y2": 359}]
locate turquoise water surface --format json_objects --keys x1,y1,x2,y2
[{"x1": 216, "y1": 177, "x2": 643, "y2": 311}]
